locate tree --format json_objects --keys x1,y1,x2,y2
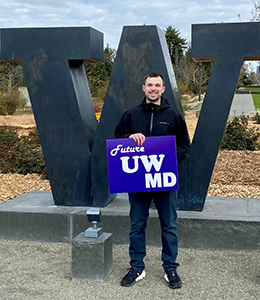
[
  {"x1": 0, "y1": 61, "x2": 25, "y2": 93},
  {"x1": 165, "y1": 26, "x2": 187, "y2": 64},
  {"x1": 164, "y1": 26, "x2": 213, "y2": 95},
  {"x1": 84, "y1": 44, "x2": 116, "y2": 101},
  {"x1": 178, "y1": 46, "x2": 212, "y2": 94},
  {"x1": 0, "y1": 61, "x2": 26, "y2": 115},
  {"x1": 249, "y1": 0, "x2": 260, "y2": 86},
  {"x1": 237, "y1": 62, "x2": 258, "y2": 87},
  {"x1": 103, "y1": 44, "x2": 116, "y2": 77},
  {"x1": 251, "y1": 0, "x2": 260, "y2": 21}
]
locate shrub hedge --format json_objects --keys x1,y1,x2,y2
[
  {"x1": 0, "y1": 127, "x2": 47, "y2": 177},
  {"x1": 221, "y1": 116, "x2": 260, "y2": 151},
  {"x1": 0, "y1": 89, "x2": 27, "y2": 115},
  {"x1": 252, "y1": 113, "x2": 260, "y2": 124}
]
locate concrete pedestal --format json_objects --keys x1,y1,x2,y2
[{"x1": 71, "y1": 232, "x2": 113, "y2": 281}]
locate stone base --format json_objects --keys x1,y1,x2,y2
[
  {"x1": 71, "y1": 232, "x2": 113, "y2": 281},
  {"x1": 2, "y1": 191, "x2": 260, "y2": 251}
]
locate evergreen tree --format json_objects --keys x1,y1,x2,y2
[
  {"x1": 165, "y1": 26, "x2": 187, "y2": 64},
  {"x1": 84, "y1": 44, "x2": 115, "y2": 100}
]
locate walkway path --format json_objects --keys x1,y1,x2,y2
[{"x1": 229, "y1": 94, "x2": 255, "y2": 117}]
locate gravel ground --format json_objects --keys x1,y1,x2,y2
[{"x1": 1, "y1": 240, "x2": 260, "y2": 300}]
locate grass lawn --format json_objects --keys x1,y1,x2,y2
[
  {"x1": 245, "y1": 87, "x2": 260, "y2": 92},
  {"x1": 252, "y1": 94, "x2": 260, "y2": 110}
]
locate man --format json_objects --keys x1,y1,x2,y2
[{"x1": 114, "y1": 72, "x2": 190, "y2": 289}]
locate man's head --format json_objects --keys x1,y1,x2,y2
[{"x1": 142, "y1": 72, "x2": 165, "y2": 105}]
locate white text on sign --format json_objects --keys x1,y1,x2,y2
[{"x1": 120, "y1": 154, "x2": 177, "y2": 188}]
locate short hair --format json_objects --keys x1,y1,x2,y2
[{"x1": 144, "y1": 72, "x2": 164, "y2": 85}]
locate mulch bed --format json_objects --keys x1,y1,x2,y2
[{"x1": 0, "y1": 112, "x2": 260, "y2": 203}]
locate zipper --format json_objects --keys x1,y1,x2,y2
[
  {"x1": 148, "y1": 112, "x2": 154, "y2": 194},
  {"x1": 150, "y1": 113, "x2": 154, "y2": 136}
]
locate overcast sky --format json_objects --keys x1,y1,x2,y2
[{"x1": 0, "y1": 0, "x2": 255, "y2": 50}]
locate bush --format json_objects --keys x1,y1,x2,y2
[
  {"x1": 188, "y1": 82, "x2": 199, "y2": 94},
  {"x1": 181, "y1": 101, "x2": 190, "y2": 112},
  {"x1": 177, "y1": 79, "x2": 188, "y2": 97},
  {"x1": 201, "y1": 85, "x2": 207, "y2": 94},
  {"x1": 185, "y1": 95, "x2": 204, "y2": 113},
  {"x1": 0, "y1": 127, "x2": 20, "y2": 162},
  {"x1": 221, "y1": 116, "x2": 260, "y2": 151},
  {"x1": 0, "y1": 127, "x2": 47, "y2": 176},
  {"x1": 0, "y1": 89, "x2": 27, "y2": 115},
  {"x1": 0, "y1": 101, "x2": 6, "y2": 115},
  {"x1": 0, "y1": 127, "x2": 19, "y2": 147},
  {"x1": 252, "y1": 112, "x2": 260, "y2": 124}
]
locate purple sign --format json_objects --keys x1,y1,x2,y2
[{"x1": 106, "y1": 136, "x2": 178, "y2": 193}]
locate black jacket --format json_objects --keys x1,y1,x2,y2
[{"x1": 114, "y1": 97, "x2": 190, "y2": 163}]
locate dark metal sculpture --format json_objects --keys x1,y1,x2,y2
[
  {"x1": 1, "y1": 23, "x2": 259, "y2": 210},
  {"x1": 178, "y1": 22, "x2": 260, "y2": 210},
  {"x1": 91, "y1": 25, "x2": 183, "y2": 206},
  {"x1": 0, "y1": 27, "x2": 103, "y2": 206}
]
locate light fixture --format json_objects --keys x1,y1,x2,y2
[{"x1": 84, "y1": 208, "x2": 103, "y2": 238}]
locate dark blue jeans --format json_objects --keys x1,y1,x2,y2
[{"x1": 128, "y1": 191, "x2": 179, "y2": 272}]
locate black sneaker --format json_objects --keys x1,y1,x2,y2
[
  {"x1": 121, "y1": 268, "x2": 146, "y2": 287},
  {"x1": 164, "y1": 269, "x2": 182, "y2": 289}
]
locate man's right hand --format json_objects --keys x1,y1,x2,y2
[{"x1": 129, "y1": 133, "x2": 146, "y2": 146}]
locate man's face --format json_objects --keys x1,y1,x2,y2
[{"x1": 142, "y1": 76, "x2": 165, "y2": 104}]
